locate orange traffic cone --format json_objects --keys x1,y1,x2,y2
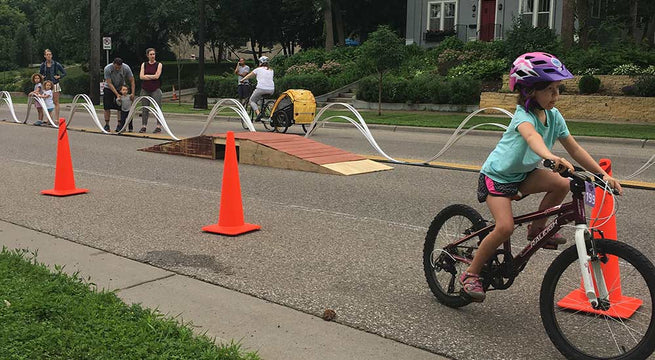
[
  {"x1": 41, "y1": 119, "x2": 89, "y2": 197},
  {"x1": 202, "y1": 131, "x2": 260, "y2": 235},
  {"x1": 172, "y1": 85, "x2": 178, "y2": 101},
  {"x1": 557, "y1": 158, "x2": 641, "y2": 318}
]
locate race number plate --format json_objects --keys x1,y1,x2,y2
[{"x1": 584, "y1": 181, "x2": 596, "y2": 207}]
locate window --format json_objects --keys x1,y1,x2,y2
[
  {"x1": 520, "y1": 0, "x2": 552, "y2": 28},
  {"x1": 428, "y1": 1, "x2": 458, "y2": 31}
]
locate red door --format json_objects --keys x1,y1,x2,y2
[{"x1": 479, "y1": 0, "x2": 496, "y2": 41}]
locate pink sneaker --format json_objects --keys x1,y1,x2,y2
[{"x1": 459, "y1": 271, "x2": 486, "y2": 302}]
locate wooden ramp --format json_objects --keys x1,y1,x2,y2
[{"x1": 140, "y1": 132, "x2": 392, "y2": 176}]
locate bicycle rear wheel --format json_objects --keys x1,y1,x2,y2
[
  {"x1": 540, "y1": 239, "x2": 655, "y2": 360},
  {"x1": 423, "y1": 204, "x2": 488, "y2": 308}
]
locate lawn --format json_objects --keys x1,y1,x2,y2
[{"x1": 0, "y1": 247, "x2": 260, "y2": 360}]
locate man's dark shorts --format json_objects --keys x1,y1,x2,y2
[
  {"x1": 238, "y1": 83, "x2": 251, "y2": 99},
  {"x1": 103, "y1": 90, "x2": 120, "y2": 110}
]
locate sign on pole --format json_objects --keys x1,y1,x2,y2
[
  {"x1": 102, "y1": 37, "x2": 111, "y2": 50},
  {"x1": 102, "y1": 37, "x2": 111, "y2": 65}
]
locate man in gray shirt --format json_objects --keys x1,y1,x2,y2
[{"x1": 103, "y1": 58, "x2": 135, "y2": 132}]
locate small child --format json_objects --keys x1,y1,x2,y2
[
  {"x1": 36, "y1": 80, "x2": 55, "y2": 126},
  {"x1": 29, "y1": 73, "x2": 45, "y2": 125},
  {"x1": 115, "y1": 85, "x2": 133, "y2": 132}
]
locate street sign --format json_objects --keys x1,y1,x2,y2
[{"x1": 102, "y1": 37, "x2": 111, "y2": 50}]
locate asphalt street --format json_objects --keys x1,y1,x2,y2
[{"x1": 1, "y1": 104, "x2": 655, "y2": 359}]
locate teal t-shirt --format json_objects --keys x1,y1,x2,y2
[{"x1": 480, "y1": 105, "x2": 570, "y2": 183}]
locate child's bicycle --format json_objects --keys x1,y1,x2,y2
[{"x1": 423, "y1": 160, "x2": 655, "y2": 360}]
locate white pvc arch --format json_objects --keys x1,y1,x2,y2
[
  {"x1": 305, "y1": 103, "x2": 513, "y2": 165},
  {"x1": 198, "y1": 98, "x2": 256, "y2": 135},
  {"x1": 67, "y1": 94, "x2": 109, "y2": 133},
  {"x1": 115, "y1": 96, "x2": 179, "y2": 140},
  {"x1": 0, "y1": 91, "x2": 21, "y2": 123},
  {"x1": 25, "y1": 95, "x2": 58, "y2": 127}
]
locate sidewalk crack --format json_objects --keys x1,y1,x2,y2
[{"x1": 118, "y1": 273, "x2": 176, "y2": 291}]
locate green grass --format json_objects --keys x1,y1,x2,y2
[
  {"x1": 0, "y1": 247, "x2": 260, "y2": 360},
  {"x1": 154, "y1": 104, "x2": 654, "y2": 139}
]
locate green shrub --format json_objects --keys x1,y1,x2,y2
[
  {"x1": 276, "y1": 73, "x2": 330, "y2": 95},
  {"x1": 447, "y1": 59, "x2": 507, "y2": 81},
  {"x1": 205, "y1": 76, "x2": 239, "y2": 98},
  {"x1": 286, "y1": 63, "x2": 320, "y2": 75},
  {"x1": 611, "y1": 64, "x2": 643, "y2": 75},
  {"x1": 434, "y1": 35, "x2": 464, "y2": 53},
  {"x1": 633, "y1": 75, "x2": 655, "y2": 97},
  {"x1": 578, "y1": 75, "x2": 601, "y2": 94},
  {"x1": 504, "y1": 17, "x2": 560, "y2": 64},
  {"x1": 357, "y1": 74, "x2": 480, "y2": 104},
  {"x1": 61, "y1": 73, "x2": 90, "y2": 95}
]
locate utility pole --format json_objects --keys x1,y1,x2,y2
[
  {"x1": 194, "y1": 0, "x2": 208, "y2": 109},
  {"x1": 89, "y1": 0, "x2": 101, "y2": 105}
]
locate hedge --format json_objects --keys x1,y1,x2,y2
[{"x1": 357, "y1": 75, "x2": 481, "y2": 105}]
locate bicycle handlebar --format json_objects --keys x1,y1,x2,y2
[{"x1": 542, "y1": 159, "x2": 620, "y2": 195}]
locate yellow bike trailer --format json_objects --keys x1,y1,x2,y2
[{"x1": 269, "y1": 89, "x2": 316, "y2": 133}]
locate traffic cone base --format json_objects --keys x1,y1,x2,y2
[
  {"x1": 557, "y1": 158, "x2": 643, "y2": 318},
  {"x1": 42, "y1": 118, "x2": 87, "y2": 197},
  {"x1": 202, "y1": 223, "x2": 261, "y2": 236},
  {"x1": 557, "y1": 288, "x2": 642, "y2": 319},
  {"x1": 203, "y1": 130, "x2": 260, "y2": 236},
  {"x1": 41, "y1": 188, "x2": 88, "y2": 197}
]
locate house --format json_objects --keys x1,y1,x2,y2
[{"x1": 406, "y1": 0, "x2": 570, "y2": 45}]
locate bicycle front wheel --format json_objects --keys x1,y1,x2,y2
[
  {"x1": 540, "y1": 239, "x2": 655, "y2": 360},
  {"x1": 260, "y1": 101, "x2": 276, "y2": 132},
  {"x1": 423, "y1": 204, "x2": 487, "y2": 308}
]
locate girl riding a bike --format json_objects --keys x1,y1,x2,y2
[
  {"x1": 240, "y1": 56, "x2": 274, "y2": 120},
  {"x1": 461, "y1": 52, "x2": 623, "y2": 302}
]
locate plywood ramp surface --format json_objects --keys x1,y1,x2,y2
[{"x1": 215, "y1": 132, "x2": 392, "y2": 175}]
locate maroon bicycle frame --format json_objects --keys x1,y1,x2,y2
[{"x1": 446, "y1": 189, "x2": 588, "y2": 272}]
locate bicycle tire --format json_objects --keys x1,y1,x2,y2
[
  {"x1": 423, "y1": 204, "x2": 488, "y2": 308},
  {"x1": 272, "y1": 111, "x2": 290, "y2": 133},
  {"x1": 540, "y1": 239, "x2": 655, "y2": 360},
  {"x1": 261, "y1": 100, "x2": 276, "y2": 132}
]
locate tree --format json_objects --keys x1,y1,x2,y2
[
  {"x1": 0, "y1": 3, "x2": 29, "y2": 70},
  {"x1": 357, "y1": 25, "x2": 405, "y2": 115}
]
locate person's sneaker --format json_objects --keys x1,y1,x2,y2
[
  {"x1": 153, "y1": 127, "x2": 162, "y2": 134},
  {"x1": 103, "y1": 124, "x2": 110, "y2": 132},
  {"x1": 138, "y1": 127, "x2": 147, "y2": 133},
  {"x1": 527, "y1": 224, "x2": 567, "y2": 250},
  {"x1": 33, "y1": 121, "x2": 43, "y2": 126},
  {"x1": 459, "y1": 271, "x2": 486, "y2": 302}
]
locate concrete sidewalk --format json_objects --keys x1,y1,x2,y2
[{"x1": 0, "y1": 220, "x2": 447, "y2": 360}]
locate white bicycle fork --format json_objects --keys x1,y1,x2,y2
[{"x1": 575, "y1": 224, "x2": 610, "y2": 308}]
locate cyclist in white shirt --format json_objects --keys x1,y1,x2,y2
[{"x1": 240, "y1": 56, "x2": 274, "y2": 119}]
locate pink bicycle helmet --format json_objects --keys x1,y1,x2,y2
[{"x1": 509, "y1": 52, "x2": 573, "y2": 91}]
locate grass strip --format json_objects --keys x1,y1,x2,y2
[
  {"x1": 0, "y1": 247, "x2": 260, "y2": 360},
  {"x1": 8, "y1": 98, "x2": 652, "y2": 139}
]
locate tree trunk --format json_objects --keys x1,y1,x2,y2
[
  {"x1": 577, "y1": 0, "x2": 590, "y2": 48},
  {"x1": 646, "y1": 15, "x2": 655, "y2": 46},
  {"x1": 324, "y1": 0, "x2": 334, "y2": 51},
  {"x1": 250, "y1": 39, "x2": 257, "y2": 63},
  {"x1": 629, "y1": 0, "x2": 640, "y2": 42},
  {"x1": 377, "y1": 72, "x2": 382, "y2": 116},
  {"x1": 334, "y1": 1, "x2": 345, "y2": 46},
  {"x1": 561, "y1": 0, "x2": 575, "y2": 49}
]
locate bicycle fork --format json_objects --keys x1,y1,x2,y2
[{"x1": 575, "y1": 224, "x2": 610, "y2": 309}]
